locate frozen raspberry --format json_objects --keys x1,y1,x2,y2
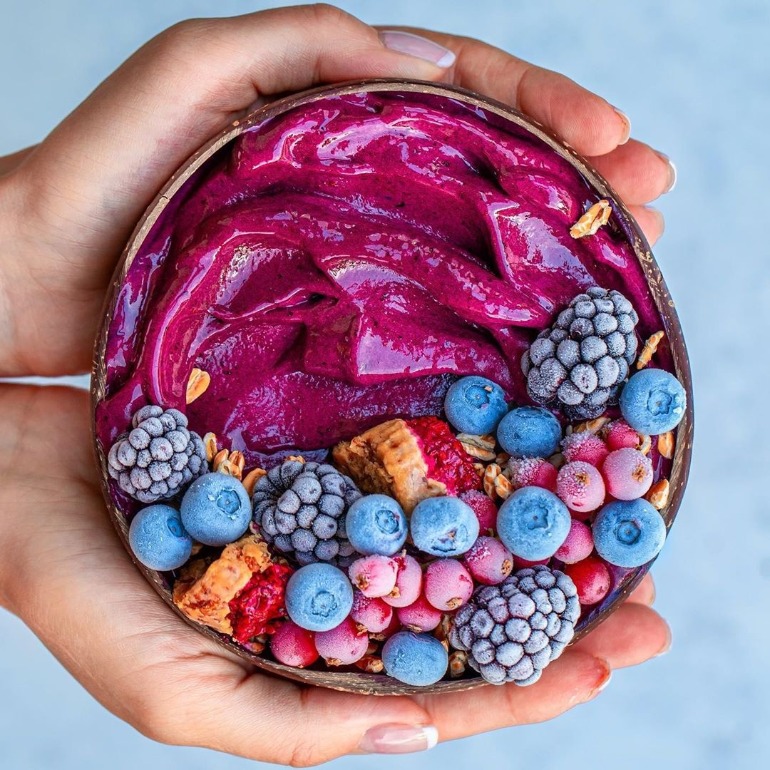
[
  {"x1": 383, "y1": 553, "x2": 423, "y2": 608},
  {"x1": 270, "y1": 620, "x2": 318, "y2": 668},
  {"x1": 350, "y1": 591, "x2": 393, "y2": 633},
  {"x1": 348, "y1": 555, "x2": 398, "y2": 598},
  {"x1": 460, "y1": 490, "x2": 498, "y2": 534},
  {"x1": 602, "y1": 448, "x2": 653, "y2": 500},
  {"x1": 464, "y1": 536, "x2": 514, "y2": 585},
  {"x1": 314, "y1": 617, "x2": 369, "y2": 665},
  {"x1": 604, "y1": 419, "x2": 642, "y2": 451},
  {"x1": 397, "y1": 594, "x2": 443, "y2": 632},
  {"x1": 424, "y1": 559, "x2": 474, "y2": 611},
  {"x1": 228, "y1": 562, "x2": 293, "y2": 644},
  {"x1": 557, "y1": 461, "x2": 606, "y2": 514},
  {"x1": 507, "y1": 457, "x2": 558, "y2": 492},
  {"x1": 564, "y1": 557, "x2": 612, "y2": 606},
  {"x1": 554, "y1": 520, "x2": 595, "y2": 564},
  {"x1": 561, "y1": 432, "x2": 609, "y2": 466}
]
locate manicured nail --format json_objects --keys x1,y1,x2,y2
[
  {"x1": 612, "y1": 106, "x2": 632, "y2": 145},
  {"x1": 655, "y1": 625, "x2": 673, "y2": 657},
  {"x1": 654, "y1": 150, "x2": 677, "y2": 193},
  {"x1": 359, "y1": 724, "x2": 439, "y2": 754},
  {"x1": 379, "y1": 30, "x2": 456, "y2": 68},
  {"x1": 588, "y1": 658, "x2": 613, "y2": 698}
]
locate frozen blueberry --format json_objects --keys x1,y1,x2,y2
[
  {"x1": 285, "y1": 563, "x2": 354, "y2": 631},
  {"x1": 382, "y1": 631, "x2": 449, "y2": 686},
  {"x1": 180, "y1": 472, "x2": 251, "y2": 546},
  {"x1": 497, "y1": 487, "x2": 571, "y2": 561},
  {"x1": 410, "y1": 496, "x2": 480, "y2": 557},
  {"x1": 619, "y1": 369, "x2": 687, "y2": 435},
  {"x1": 444, "y1": 376, "x2": 508, "y2": 434},
  {"x1": 345, "y1": 494, "x2": 408, "y2": 556},
  {"x1": 496, "y1": 406, "x2": 562, "y2": 458},
  {"x1": 592, "y1": 499, "x2": 666, "y2": 568},
  {"x1": 128, "y1": 504, "x2": 192, "y2": 571}
]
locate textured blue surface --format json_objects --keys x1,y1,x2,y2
[{"x1": 1, "y1": 0, "x2": 769, "y2": 767}]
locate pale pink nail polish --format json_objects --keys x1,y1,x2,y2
[
  {"x1": 379, "y1": 30, "x2": 456, "y2": 68},
  {"x1": 612, "y1": 106, "x2": 632, "y2": 145},
  {"x1": 359, "y1": 723, "x2": 439, "y2": 754},
  {"x1": 654, "y1": 150, "x2": 678, "y2": 193},
  {"x1": 655, "y1": 625, "x2": 673, "y2": 657}
]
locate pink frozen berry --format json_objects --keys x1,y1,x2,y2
[
  {"x1": 269, "y1": 620, "x2": 318, "y2": 668},
  {"x1": 424, "y1": 559, "x2": 474, "y2": 610},
  {"x1": 554, "y1": 519, "x2": 595, "y2": 564},
  {"x1": 561, "y1": 432, "x2": 609, "y2": 466},
  {"x1": 514, "y1": 556, "x2": 550, "y2": 569},
  {"x1": 565, "y1": 556, "x2": 612, "y2": 606},
  {"x1": 602, "y1": 448, "x2": 653, "y2": 500},
  {"x1": 350, "y1": 591, "x2": 393, "y2": 633},
  {"x1": 460, "y1": 490, "x2": 498, "y2": 534},
  {"x1": 463, "y1": 536, "x2": 513, "y2": 585},
  {"x1": 557, "y1": 461, "x2": 606, "y2": 514},
  {"x1": 382, "y1": 553, "x2": 423, "y2": 607},
  {"x1": 348, "y1": 555, "x2": 398, "y2": 598},
  {"x1": 314, "y1": 617, "x2": 369, "y2": 665},
  {"x1": 604, "y1": 420, "x2": 642, "y2": 451},
  {"x1": 377, "y1": 608, "x2": 402, "y2": 639},
  {"x1": 508, "y1": 457, "x2": 558, "y2": 492},
  {"x1": 397, "y1": 594, "x2": 443, "y2": 632}
]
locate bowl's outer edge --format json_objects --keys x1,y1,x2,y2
[{"x1": 91, "y1": 79, "x2": 693, "y2": 696}]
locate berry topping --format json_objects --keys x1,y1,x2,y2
[
  {"x1": 270, "y1": 621, "x2": 318, "y2": 668},
  {"x1": 228, "y1": 561, "x2": 293, "y2": 643},
  {"x1": 602, "y1": 448, "x2": 653, "y2": 500},
  {"x1": 252, "y1": 460, "x2": 361, "y2": 566},
  {"x1": 383, "y1": 553, "x2": 423, "y2": 608},
  {"x1": 553, "y1": 519, "x2": 595, "y2": 564},
  {"x1": 107, "y1": 405, "x2": 207, "y2": 503},
  {"x1": 315, "y1": 617, "x2": 369, "y2": 666},
  {"x1": 449, "y1": 565, "x2": 580, "y2": 685},
  {"x1": 561, "y1": 431, "x2": 609, "y2": 465},
  {"x1": 345, "y1": 494, "x2": 407, "y2": 556},
  {"x1": 350, "y1": 592, "x2": 394, "y2": 633},
  {"x1": 564, "y1": 557, "x2": 611, "y2": 606},
  {"x1": 410, "y1": 496, "x2": 480, "y2": 556},
  {"x1": 463, "y1": 536, "x2": 514, "y2": 585},
  {"x1": 382, "y1": 631, "x2": 449, "y2": 686},
  {"x1": 522, "y1": 287, "x2": 639, "y2": 420},
  {"x1": 592, "y1": 499, "x2": 667, "y2": 568},
  {"x1": 497, "y1": 406, "x2": 562, "y2": 459},
  {"x1": 180, "y1": 472, "x2": 252, "y2": 547},
  {"x1": 284, "y1": 563, "x2": 354, "y2": 632},
  {"x1": 497, "y1": 487, "x2": 571, "y2": 561},
  {"x1": 507, "y1": 457, "x2": 558, "y2": 492},
  {"x1": 556, "y1": 461, "x2": 606, "y2": 514},
  {"x1": 459, "y1": 490, "x2": 499, "y2": 533},
  {"x1": 397, "y1": 594, "x2": 443, "y2": 632},
  {"x1": 128, "y1": 504, "x2": 192, "y2": 571},
  {"x1": 348, "y1": 555, "x2": 399, "y2": 598},
  {"x1": 604, "y1": 419, "x2": 642, "y2": 451},
  {"x1": 424, "y1": 559, "x2": 474, "y2": 611},
  {"x1": 619, "y1": 368, "x2": 687, "y2": 435},
  {"x1": 444, "y1": 376, "x2": 509, "y2": 434}
]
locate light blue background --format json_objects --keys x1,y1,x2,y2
[{"x1": 1, "y1": 1, "x2": 768, "y2": 767}]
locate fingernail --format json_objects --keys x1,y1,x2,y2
[
  {"x1": 588, "y1": 658, "x2": 613, "y2": 698},
  {"x1": 612, "y1": 106, "x2": 632, "y2": 145},
  {"x1": 655, "y1": 625, "x2": 673, "y2": 657},
  {"x1": 654, "y1": 150, "x2": 678, "y2": 193},
  {"x1": 359, "y1": 723, "x2": 439, "y2": 754},
  {"x1": 379, "y1": 30, "x2": 456, "y2": 68},
  {"x1": 643, "y1": 205, "x2": 665, "y2": 232}
]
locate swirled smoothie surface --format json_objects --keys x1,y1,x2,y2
[{"x1": 96, "y1": 90, "x2": 666, "y2": 470}]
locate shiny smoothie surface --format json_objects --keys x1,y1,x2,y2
[{"x1": 96, "y1": 90, "x2": 667, "y2": 470}]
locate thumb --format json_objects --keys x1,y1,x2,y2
[{"x1": 20, "y1": 5, "x2": 455, "y2": 257}]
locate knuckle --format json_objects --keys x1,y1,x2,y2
[
  {"x1": 306, "y1": 3, "x2": 356, "y2": 30},
  {"x1": 154, "y1": 18, "x2": 219, "y2": 57}
]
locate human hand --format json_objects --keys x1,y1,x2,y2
[{"x1": 0, "y1": 5, "x2": 672, "y2": 764}]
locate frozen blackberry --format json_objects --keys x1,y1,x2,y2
[
  {"x1": 107, "y1": 405, "x2": 207, "y2": 504},
  {"x1": 522, "y1": 287, "x2": 640, "y2": 420},
  {"x1": 449, "y1": 565, "x2": 580, "y2": 686},
  {"x1": 252, "y1": 460, "x2": 362, "y2": 567}
]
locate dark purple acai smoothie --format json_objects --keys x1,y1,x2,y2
[{"x1": 95, "y1": 90, "x2": 667, "y2": 475}]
